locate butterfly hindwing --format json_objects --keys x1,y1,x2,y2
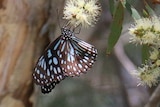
[{"x1": 59, "y1": 36, "x2": 97, "y2": 77}]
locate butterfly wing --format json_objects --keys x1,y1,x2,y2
[
  {"x1": 33, "y1": 35, "x2": 66, "y2": 93},
  {"x1": 41, "y1": 82, "x2": 56, "y2": 93},
  {"x1": 33, "y1": 28, "x2": 98, "y2": 93},
  {"x1": 60, "y1": 36, "x2": 97, "y2": 77}
]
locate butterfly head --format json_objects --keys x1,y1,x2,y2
[{"x1": 61, "y1": 28, "x2": 74, "y2": 38}]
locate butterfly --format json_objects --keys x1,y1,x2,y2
[{"x1": 33, "y1": 27, "x2": 97, "y2": 94}]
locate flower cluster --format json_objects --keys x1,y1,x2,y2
[
  {"x1": 134, "y1": 48, "x2": 160, "y2": 87},
  {"x1": 63, "y1": 0, "x2": 101, "y2": 27},
  {"x1": 129, "y1": 16, "x2": 160, "y2": 46},
  {"x1": 134, "y1": 64, "x2": 160, "y2": 87},
  {"x1": 129, "y1": 16, "x2": 160, "y2": 87}
]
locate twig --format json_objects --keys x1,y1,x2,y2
[
  {"x1": 114, "y1": 34, "x2": 149, "y2": 107},
  {"x1": 114, "y1": 37, "x2": 136, "y2": 73},
  {"x1": 145, "y1": 84, "x2": 160, "y2": 107}
]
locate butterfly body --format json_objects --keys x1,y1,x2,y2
[{"x1": 33, "y1": 28, "x2": 97, "y2": 93}]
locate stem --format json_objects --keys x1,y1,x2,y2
[{"x1": 145, "y1": 84, "x2": 160, "y2": 107}]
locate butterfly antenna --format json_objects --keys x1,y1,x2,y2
[{"x1": 65, "y1": 21, "x2": 70, "y2": 27}]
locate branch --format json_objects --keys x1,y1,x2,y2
[
  {"x1": 114, "y1": 37, "x2": 136, "y2": 73},
  {"x1": 145, "y1": 84, "x2": 160, "y2": 107},
  {"x1": 114, "y1": 33, "x2": 149, "y2": 107}
]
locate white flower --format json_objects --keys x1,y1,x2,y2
[
  {"x1": 129, "y1": 16, "x2": 160, "y2": 45},
  {"x1": 142, "y1": 32, "x2": 156, "y2": 44},
  {"x1": 156, "y1": 60, "x2": 160, "y2": 66},
  {"x1": 152, "y1": 16, "x2": 160, "y2": 32},
  {"x1": 129, "y1": 16, "x2": 160, "y2": 88},
  {"x1": 134, "y1": 18, "x2": 152, "y2": 30},
  {"x1": 63, "y1": 0, "x2": 101, "y2": 27},
  {"x1": 134, "y1": 65, "x2": 160, "y2": 87},
  {"x1": 149, "y1": 47, "x2": 159, "y2": 60}
]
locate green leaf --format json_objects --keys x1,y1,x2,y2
[
  {"x1": 144, "y1": 2, "x2": 156, "y2": 16},
  {"x1": 107, "y1": 2, "x2": 124, "y2": 54},
  {"x1": 130, "y1": 6, "x2": 141, "y2": 20},
  {"x1": 142, "y1": 9, "x2": 149, "y2": 17},
  {"x1": 108, "y1": 0, "x2": 115, "y2": 16},
  {"x1": 142, "y1": 45, "x2": 150, "y2": 63},
  {"x1": 120, "y1": 0, "x2": 141, "y2": 20}
]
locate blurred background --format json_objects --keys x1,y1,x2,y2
[{"x1": 0, "y1": 0, "x2": 159, "y2": 107}]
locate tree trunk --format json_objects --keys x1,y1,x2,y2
[{"x1": 0, "y1": 0, "x2": 60, "y2": 106}]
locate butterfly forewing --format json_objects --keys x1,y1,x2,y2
[
  {"x1": 33, "y1": 36, "x2": 65, "y2": 93},
  {"x1": 41, "y1": 82, "x2": 56, "y2": 93}
]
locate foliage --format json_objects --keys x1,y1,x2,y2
[{"x1": 107, "y1": 0, "x2": 160, "y2": 87}]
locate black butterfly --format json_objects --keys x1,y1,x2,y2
[{"x1": 33, "y1": 27, "x2": 97, "y2": 93}]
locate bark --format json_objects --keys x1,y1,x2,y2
[{"x1": 0, "y1": 0, "x2": 56, "y2": 106}]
